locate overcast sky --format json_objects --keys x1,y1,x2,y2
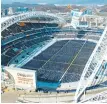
[{"x1": 2, "y1": 0, "x2": 107, "y2": 4}]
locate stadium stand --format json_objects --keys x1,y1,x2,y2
[
  {"x1": 1, "y1": 34, "x2": 52, "y2": 66},
  {"x1": 1, "y1": 23, "x2": 58, "y2": 37}
]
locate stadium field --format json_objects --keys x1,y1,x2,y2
[{"x1": 22, "y1": 40, "x2": 96, "y2": 83}]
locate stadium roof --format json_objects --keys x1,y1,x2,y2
[
  {"x1": 1, "y1": 15, "x2": 16, "y2": 24},
  {"x1": 104, "y1": 55, "x2": 107, "y2": 61}
]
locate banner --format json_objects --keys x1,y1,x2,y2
[{"x1": 4, "y1": 67, "x2": 36, "y2": 90}]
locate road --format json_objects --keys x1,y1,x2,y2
[{"x1": 1, "y1": 90, "x2": 22, "y2": 103}]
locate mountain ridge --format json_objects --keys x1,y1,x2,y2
[{"x1": 2, "y1": 0, "x2": 107, "y2": 4}]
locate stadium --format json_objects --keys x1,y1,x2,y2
[{"x1": 1, "y1": 10, "x2": 107, "y2": 103}]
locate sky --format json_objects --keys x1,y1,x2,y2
[{"x1": 2, "y1": 0, "x2": 107, "y2": 4}]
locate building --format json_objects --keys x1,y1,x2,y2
[
  {"x1": 71, "y1": 8, "x2": 92, "y2": 16},
  {"x1": 16, "y1": 7, "x2": 29, "y2": 13},
  {"x1": 1, "y1": 9, "x2": 8, "y2": 17},
  {"x1": 8, "y1": 7, "x2": 13, "y2": 15},
  {"x1": 71, "y1": 9, "x2": 92, "y2": 29},
  {"x1": 4, "y1": 9, "x2": 8, "y2": 16}
]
